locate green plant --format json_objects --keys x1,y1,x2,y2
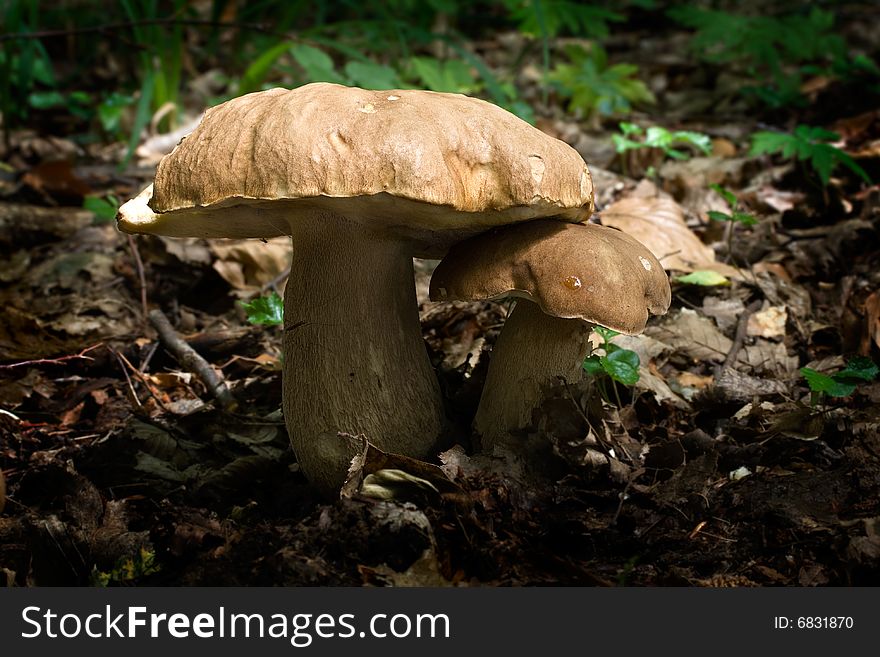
[
  {"x1": 582, "y1": 326, "x2": 640, "y2": 406},
  {"x1": 801, "y1": 357, "x2": 878, "y2": 405},
  {"x1": 91, "y1": 547, "x2": 161, "y2": 586},
  {"x1": 408, "y1": 56, "x2": 481, "y2": 94},
  {"x1": 83, "y1": 194, "x2": 120, "y2": 223},
  {"x1": 707, "y1": 183, "x2": 757, "y2": 263},
  {"x1": 668, "y1": 6, "x2": 865, "y2": 108},
  {"x1": 549, "y1": 44, "x2": 654, "y2": 119},
  {"x1": 0, "y1": 0, "x2": 56, "y2": 139},
  {"x1": 240, "y1": 292, "x2": 284, "y2": 327},
  {"x1": 673, "y1": 270, "x2": 730, "y2": 287},
  {"x1": 613, "y1": 122, "x2": 711, "y2": 161},
  {"x1": 750, "y1": 125, "x2": 871, "y2": 187}
]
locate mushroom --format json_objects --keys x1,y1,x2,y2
[
  {"x1": 116, "y1": 82, "x2": 593, "y2": 494},
  {"x1": 429, "y1": 219, "x2": 671, "y2": 450}
]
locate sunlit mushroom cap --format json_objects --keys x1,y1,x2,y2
[
  {"x1": 429, "y1": 220, "x2": 672, "y2": 335},
  {"x1": 117, "y1": 83, "x2": 593, "y2": 257}
]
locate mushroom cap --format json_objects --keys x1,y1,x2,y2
[
  {"x1": 117, "y1": 83, "x2": 593, "y2": 257},
  {"x1": 429, "y1": 220, "x2": 672, "y2": 334}
]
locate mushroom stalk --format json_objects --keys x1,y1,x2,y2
[
  {"x1": 474, "y1": 299, "x2": 592, "y2": 450},
  {"x1": 283, "y1": 215, "x2": 445, "y2": 494}
]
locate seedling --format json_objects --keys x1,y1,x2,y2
[
  {"x1": 707, "y1": 183, "x2": 757, "y2": 263},
  {"x1": 583, "y1": 326, "x2": 641, "y2": 407},
  {"x1": 801, "y1": 357, "x2": 878, "y2": 406},
  {"x1": 612, "y1": 122, "x2": 711, "y2": 177},
  {"x1": 750, "y1": 125, "x2": 871, "y2": 187},
  {"x1": 240, "y1": 292, "x2": 284, "y2": 327}
]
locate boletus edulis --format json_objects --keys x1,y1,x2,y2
[{"x1": 117, "y1": 82, "x2": 595, "y2": 494}]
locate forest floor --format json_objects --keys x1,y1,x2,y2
[{"x1": 1, "y1": 15, "x2": 880, "y2": 586}]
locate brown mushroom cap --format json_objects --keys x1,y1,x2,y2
[
  {"x1": 118, "y1": 83, "x2": 593, "y2": 257},
  {"x1": 429, "y1": 220, "x2": 672, "y2": 334}
]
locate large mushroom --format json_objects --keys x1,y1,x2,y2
[
  {"x1": 117, "y1": 82, "x2": 594, "y2": 494},
  {"x1": 429, "y1": 219, "x2": 671, "y2": 450}
]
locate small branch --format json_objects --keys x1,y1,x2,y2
[
  {"x1": 126, "y1": 234, "x2": 149, "y2": 319},
  {"x1": 148, "y1": 310, "x2": 237, "y2": 410},
  {"x1": 0, "y1": 343, "x2": 103, "y2": 370},
  {"x1": 714, "y1": 299, "x2": 763, "y2": 381}
]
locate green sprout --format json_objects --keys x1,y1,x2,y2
[
  {"x1": 583, "y1": 326, "x2": 640, "y2": 406},
  {"x1": 707, "y1": 183, "x2": 757, "y2": 263},
  {"x1": 240, "y1": 292, "x2": 284, "y2": 326},
  {"x1": 801, "y1": 357, "x2": 878, "y2": 405},
  {"x1": 612, "y1": 122, "x2": 711, "y2": 177}
]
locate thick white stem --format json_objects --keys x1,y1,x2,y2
[
  {"x1": 283, "y1": 216, "x2": 444, "y2": 494},
  {"x1": 474, "y1": 299, "x2": 592, "y2": 450}
]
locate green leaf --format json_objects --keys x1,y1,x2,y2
[
  {"x1": 593, "y1": 326, "x2": 620, "y2": 343},
  {"x1": 290, "y1": 44, "x2": 345, "y2": 85},
  {"x1": 707, "y1": 210, "x2": 733, "y2": 222},
  {"x1": 675, "y1": 270, "x2": 730, "y2": 286},
  {"x1": 28, "y1": 90, "x2": 66, "y2": 109},
  {"x1": 709, "y1": 183, "x2": 738, "y2": 208},
  {"x1": 240, "y1": 292, "x2": 284, "y2": 326},
  {"x1": 98, "y1": 92, "x2": 135, "y2": 134},
  {"x1": 834, "y1": 357, "x2": 879, "y2": 382},
  {"x1": 343, "y1": 61, "x2": 401, "y2": 90},
  {"x1": 409, "y1": 57, "x2": 478, "y2": 94},
  {"x1": 582, "y1": 354, "x2": 605, "y2": 376},
  {"x1": 83, "y1": 195, "x2": 119, "y2": 223},
  {"x1": 600, "y1": 349, "x2": 640, "y2": 386},
  {"x1": 731, "y1": 211, "x2": 759, "y2": 226},
  {"x1": 240, "y1": 41, "x2": 297, "y2": 94},
  {"x1": 801, "y1": 367, "x2": 856, "y2": 397}
]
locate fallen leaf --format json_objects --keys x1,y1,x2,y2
[
  {"x1": 747, "y1": 305, "x2": 787, "y2": 339},
  {"x1": 601, "y1": 194, "x2": 740, "y2": 278}
]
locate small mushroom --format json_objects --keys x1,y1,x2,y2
[
  {"x1": 429, "y1": 219, "x2": 671, "y2": 449},
  {"x1": 117, "y1": 83, "x2": 593, "y2": 494}
]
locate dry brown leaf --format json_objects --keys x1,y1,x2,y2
[
  {"x1": 747, "y1": 305, "x2": 787, "y2": 339},
  {"x1": 601, "y1": 195, "x2": 740, "y2": 278},
  {"x1": 210, "y1": 237, "x2": 290, "y2": 294},
  {"x1": 647, "y1": 308, "x2": 732, "y2": 363}
]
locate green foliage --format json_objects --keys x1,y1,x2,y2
[
  {"x1": 505, "y1": 0, "x2": 624, "y2": 40},
  {"x1": 408, "y1": 56, "x2": 481, "y2": 94},
  {"x1": 550, "y1": 45, "x2": 655, "y2": 117},
  {"x1": 707, "y1": 184, "x2": 757, "y2": 226},
  {"x1": 669, "y1": 5, "x2": 878, "y2": 108},
  {"x1": 83, "y1": 195, "x2": 120, "y2": 223},
  {"x1": 613, "y1": 122, "x2": 711, "y2": 161},
  {"x1": 240, "y1": 292, "x2": 284, "y2": 327},
  {"x1": 583, "y1": 326, "x2": 641, "y2": 388},
  {"x1": 674, "y1": 270, "x2": 730, "y2": 287},
  {"x1": 750, "y1": 126, "x2": 871, "y2": 186},
  {"x1": 801, "y1": 357, "x2": 878, "y2": 399},
  {"x1": 91, "y1": 547, "x2": 161, "y2": 586}
]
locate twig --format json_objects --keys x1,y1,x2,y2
[
  {"x1": 148, "y1": 309, "x2": 237, "y2": 410},
  {"x1": 126, "y1": 234, "x2": 149, "y2": 320},
  {"x1": 109, "y1": 347, "x2": 143, "y2": 408},
  {"x1": 260, "y1": 265, "x2": 291, "y2": 294},
  {"x1": 0, "y1": 343, "x2": 103, "y2": 370},
  {"x1": 714, "y1": 299, "x2": 763, "y2": 382}
]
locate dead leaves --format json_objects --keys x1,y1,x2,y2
[{"x1": 601, "y1": 192, "x2": 740, "y2": 278}]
